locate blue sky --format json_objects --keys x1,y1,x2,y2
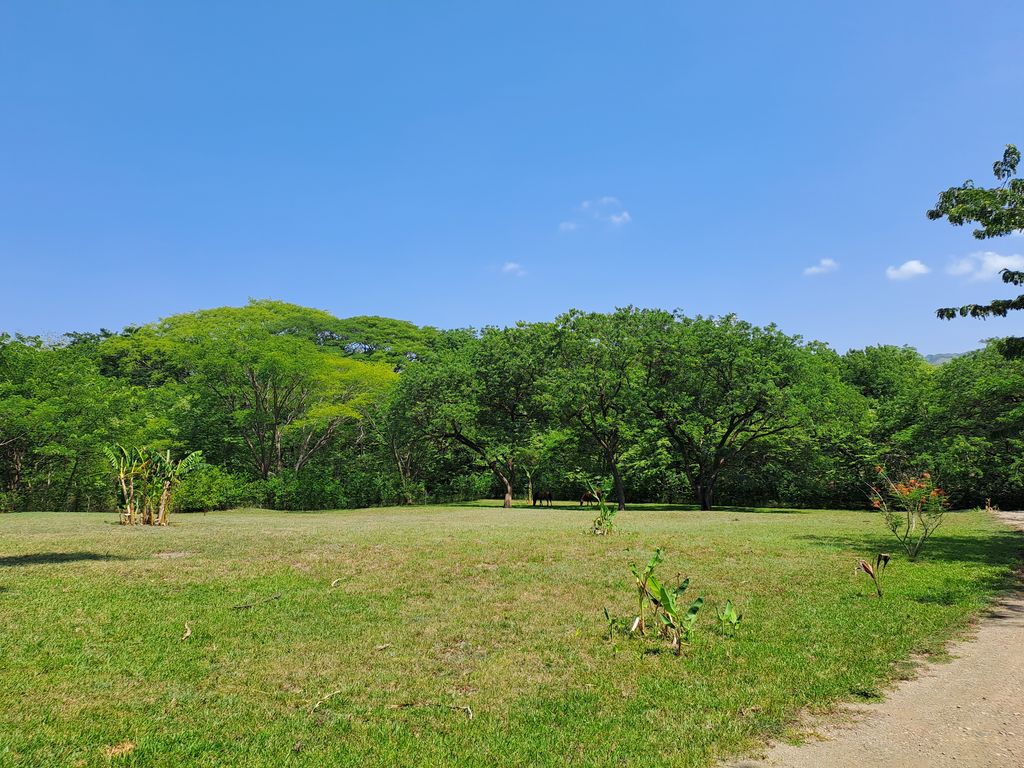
[{"x1": 2, "y1": 2, "x2": 1023, "y2": 353}]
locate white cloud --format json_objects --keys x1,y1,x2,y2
[
  {"x1": 946, "y1": 251, "x2": 1024, "y2": 281},
  {"x1": 563, "y1": 196, "x2": 631, "y2": 230},
  {"x1": 946, "y1": 257, "x2": 975, "y2": 276},
  {"x1": 886, "y1": 260, "x2": 931, "y2": 280},
  {"x1": 803, "y1": 258, "x2": 839, "y2": 276},
  {"x1": 501, "y1": 261, "x2": 526, "y2": 277}
]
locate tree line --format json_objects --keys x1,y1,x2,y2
[{"x1": 2, "y1": 299, "x2": 1022, "y2": 514}]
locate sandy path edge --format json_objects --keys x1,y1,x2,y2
[{"x1": 725, "y1": 511, "x2": 1024, "y2": 768}]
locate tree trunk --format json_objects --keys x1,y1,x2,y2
[
  {"x1": 696, "y1": 481, "x2": 714, "y2": 511},
  {"x1": 609, "y1": 462, "x2": 626, "y2": 511},
  {"x1": 157, "y1": 481, "x2": 172, "y2": 525},
  {"x1": 494, "y1": 458, "x2": 515, "y2": 509},
  {"x1": 127, "y1": 476, "x2": 136, "y2": 524}
]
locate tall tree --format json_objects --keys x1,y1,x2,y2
[
  {"x1": 842, "y1": 345, "x2": 931, "y2": 455},
  {"x1": 105, "y1": 301, "x2": 396, "y2": 480},
  {"x1": 911, "y1": 345, "x2": 1024, "y2": 508},
  {"x1": 396, "y1": 324, "x2": 548, "y2": 508},
  {"x1": 547, "y1": 308, "x2": 664, "y2": 510},
  {"x1": 640, "y1": 314, "x2": 836, "y2": 511},
  {"x1": 929, "y1": 144, "x2": 1024, "y2": 356},
  {"x1": 0, "y1": 335, "x2": 125, "y2": 511}
]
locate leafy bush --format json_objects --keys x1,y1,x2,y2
[{"x1": 174, "y1": 465, "x2": 261, "y2": 512}]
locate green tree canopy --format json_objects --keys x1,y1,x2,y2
[
  {"x1": 395, "y1": 324, "x2": 549, "y2": 508},
  {"x1": 640, "y1": 315, "x2": 849, "y2": 510},
  {"x1": 104, "y1": 301, "x2": 396, "y2": 480},
  {"x1": 929, "y1": 144, "x2": 1024, "y2": 353},
  {"x1": 547, "y1": 307, "x2": 667, "y2": 510}
]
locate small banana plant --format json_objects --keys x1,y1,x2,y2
[
  {"x1": 629, "y1": 549, "x2": 704, "y2": 655},
  {"x1": 629, "y1": 548, "x2": 664, "y2": 635},
  {"x1": 588, "y1": 480, "x2": 617, "y2": 535},
  {"x1": 647, "y1": 573, "x2": 704, "y2": 655},
  {"x1": 716, "y1": 600, "x2": 743, "y2": 635},
  {"x1": 857, "y1": 553, "x2": 891, "y2": 598}
]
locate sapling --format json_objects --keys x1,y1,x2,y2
[
  {"x1": 629, "y1": 548, "x2": 664, "y2": 635},
  {"x1": 646, "y1": 572, "x2": 704, "y2": 654},
  {"x1": 857, "y1": 553, "x2": 891, "y2": 598},
  {"x1": 628, "y1": 549, "x2": 705, "y2": 654},
  {"x1": 588, "y1": 480, "x2": 617, "y2": 535},
  {"x1": 716, "y1": 600, "x2": 743, "y2": 635},
  {"x1": 869, "y1": 468, "x2": 947, "y2": 561}
]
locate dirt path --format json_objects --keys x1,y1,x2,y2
[{"x1": 728, "y1": 511, "x2": 1024, "y2": 768}]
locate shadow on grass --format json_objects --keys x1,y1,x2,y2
[
  {"x1": 795, "y1": 530, "x2": 1023, "y2": 567},
  {"x1": 798, "y1": 528, "x2": 1022, "y2": 607},
  {"x1": 451, "y1": 500, "x2": 808, "y2": 514},
  {"x1": 0, "y1": 552, "x2": 130, "y2": 568},
  {"x1": 630, "y1": 504, "x2": 809, "y2": 514}
]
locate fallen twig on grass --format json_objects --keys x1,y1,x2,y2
[
  {"x1": 232, "y1": 592, "x2": 282, "y2": 610},
  {"x1": 386, "y1": 701, "x2": 474, "y2": 720},
  {"x1": 311, "y1": 690, "x2": 344, "y2": 713},
  {"x1": 180, "y1": 622, "x2": 192, "y2": 641}
]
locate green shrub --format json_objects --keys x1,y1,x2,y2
[{"x1": 174, "y1": 465, "x2": 260, "y2": 512}]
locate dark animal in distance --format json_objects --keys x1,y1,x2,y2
[
  {"x1": 533, "y1": 490, "x2": 553, "y2": 507},
  {"x1": 580, "y1": 489, "x2": 604, "y2": 506}
]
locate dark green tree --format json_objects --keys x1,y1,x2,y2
[
  {"x1": 547, "y1": 308, "x2": 667, "y2": 510},
  {"x1": 640, "y1": 315, "x2": 848, "y2": 511},
  {"x1": 395, "y1": 324, "x2": 548, "y2": 508}
]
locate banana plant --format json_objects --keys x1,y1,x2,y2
[
  {"x1": 629, "y1": 548, "x2": 664, "y2": 635},
  {"x1": 588, "y1": 479, "x2": 616, "y2": 535},
  {"x1": 646, "y1": 572, "x2": 704, "y2": 655},
  {"x1": 716, "y1": 599, "x2": 743, "y2": 635},
  {"x1": 103, "y1": 444, "x2": 135, "y2": 525},
  {"x1": 104, "y1": 445, "x2": 202, "y2": 526},
  {"x1": 153, "y1": 449, "x2": 204, "y2": 526},
  {"x1": 103, "y1": 444, "x2": 151, "y2": 524}
]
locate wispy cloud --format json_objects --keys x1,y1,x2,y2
[
  {"x1": 803, "y1": 258, "x2": 839, "y2": 276},
  {"x1": 947, "y1": 251, "x2": 1024, "y2": 281},
  {"x1": 886, "y1": 259, "x2": 930, "y2": 280},
  {"x1": 561, "y1": 196, "x2": 632, "y2": 231},
  {"x1": 501, "y1": 261, "x2": 526, "y2": 277}
]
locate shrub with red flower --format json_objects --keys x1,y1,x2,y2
[{"x1": 868, "y1": 468, "x2": 948, "y2": 561}]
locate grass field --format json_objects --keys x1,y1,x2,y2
[{"x1": 0, "y1": 503, "x2": 1019, "y2": 767}]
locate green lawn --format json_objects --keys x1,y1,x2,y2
[{"x1": 0, "y1": 503, "x2": 1019, "y2": 767}]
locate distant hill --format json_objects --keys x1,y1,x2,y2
[{"x1": 923, "y1": 352, "x2": 968, "y2": 366}]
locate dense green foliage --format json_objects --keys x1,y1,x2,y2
[
  {"x1": 0, "y1": 506, "x2": 1017, "y2": 767},
  {"x1": 2, "y1": 299, "x2": 1023, "y2": 512}
]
